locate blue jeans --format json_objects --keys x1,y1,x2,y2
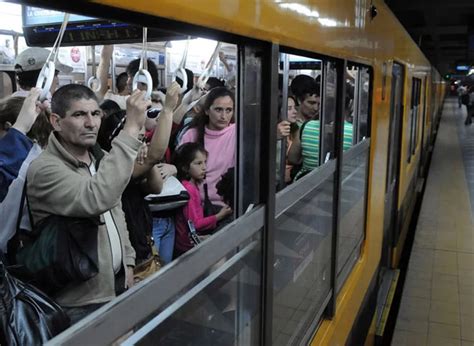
[{"x1": 152, "y1": 217, "x2": 175, "y2": 265}]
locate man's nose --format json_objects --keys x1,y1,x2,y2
[{"x1": 84, "y1": 113, "x2": 96, "y2": 127}]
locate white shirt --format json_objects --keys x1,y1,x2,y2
[{"x1": 88, "y1": 163, "x2": 122, "y2": 273}]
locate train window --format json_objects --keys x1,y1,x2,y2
[
  {"x1": 337, "y1": 62, "x2": 372, "y2": 292},
  {"x1": 273, "y1": 50, "x2": 336, "y2": 345},
  {"x1": 407, "y1": 77, "x2": 422, "y2": 162},
  {"x1": 345, "y1": 64, "x2": 372, "y2": 147},
  {"x1": 275, "y1": 52, "x2": 323, "y2": 191},
  {"x1": 15, "y1": 5, "x2": 271, "y2": 344}
]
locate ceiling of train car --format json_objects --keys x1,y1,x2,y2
[{"x1": 386, "y1": 0, "x2": 474, "y2": 77}]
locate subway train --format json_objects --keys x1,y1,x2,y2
[{"x1": 1, "y1": 0, "x2": 446, "y2": 345}]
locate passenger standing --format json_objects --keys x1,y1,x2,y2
[
  {"x1": 172, "y1": 143, "x2": 232, "y2": 257},
  {"x1": 27, "y1": 85, "x2": 149, "y2": 324},
  {"x1": 276, "y1": 96, "x2": 299, "y2": 183},
  {"x1": 290, "y1": 75, "x2": 321, "y2": 124},
  {"x1": 12, "y1": 47, "x2": 72, "y2": 99},
  {"x1": 465, "y1": 85, "x2": 474, "y2": 126},
  {"x1": 99, "y1": 82, "x2": 180, "y2": 265},
  {"x1": 95, "y1": 45, "x2": 158, "y2": 110},
  {"x1": 179, "y1": 87, "x2": 236, "y2": 207},
  {"x1": 457, "y1": 84, "x2": 467, "y2": 108},
  {"x1": 287, "y1": 78, "x2": 322, "y2": 179},
  {"x1": 0, "y1": 89, "x2": 50, "y2": 254}
]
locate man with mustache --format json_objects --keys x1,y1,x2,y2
[{"x1": 26, "y1": 84, "x2": 149, "y2": 323}]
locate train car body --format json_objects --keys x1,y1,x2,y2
[{"x1": 6, "y1": 0, "x2": 445, "y2": 344}]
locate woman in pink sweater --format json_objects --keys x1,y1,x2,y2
[
  {"x1": 173, "y1": 143, "x2": 232, "y2": 257},
  {"x1": 179, "y1": 87, "x2": 236, "y2": 207}
]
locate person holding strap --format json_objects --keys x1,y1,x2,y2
[{"x1": 27, "y1": 85, "x2": 149, "y2": 323}]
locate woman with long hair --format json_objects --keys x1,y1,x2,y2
[{"x1": 179, "y1": 87, "x2": 235, "y2": 209}]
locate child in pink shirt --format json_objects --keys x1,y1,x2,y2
[{"x1": 173, "y1": 143, "x2": 232, "y2": 257}]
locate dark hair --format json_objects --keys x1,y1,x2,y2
[
  {"x1": 176, "y1": 68, "x2": 194, "y2": 94},
  {"x1": 0, "y1": 96, "x2": 21, "y2": 128},
  {"x1": 173, "y1": 142, "x2": 208, "y2": 181},
  {"x1": 97, "y1": 109, "x2": 126, "y2": 151},
  {"x1": 290, "y1": 75, "x2": 320, "y2": 103},
  {"x1": 16, "y1": 69, "x2": 41, "y2": 89},
  {"x1": 51, "y1": 84, "x2": 99, "y2": 118},
  {"x1": 0, "y1": 96, "x2": 52, "y2": 147},
  {"x1": 216, "y1": 167, "x2": 234, "y2": 208},
  {"x1": 116, "y1": 72, "x2": 129, "y2": 93},
  {"x1": 100, "y1": 99, "x2": 121, "y2": 118},
  {"x1": 205, "y1": 77, "x2": 224, "y2": 90},
  {"x1": 187, "y1": 87, "x2": 235, "y2": 145},
  {"x1": 126, "y1": 58, "x2": 159, "y2": 90}
]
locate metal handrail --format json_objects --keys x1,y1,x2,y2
[{"x1": 46, "y1": 206, "x2": 265, "y2": 345}]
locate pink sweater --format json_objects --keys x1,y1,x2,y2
[
  {"x1": 175, "y1": 180, "x2": 217, "y2": 254},
  {"x1": 180, "y1": 124, "x2": 236, "y2": 206}
]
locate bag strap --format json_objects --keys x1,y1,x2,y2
[
  {"x1": 8, "y1": 180, "x2": 34, "y2": 263},
  {"x1": 15, "y1": 181, "x2": 27, "y2": 233},
  {"x1": 89, "y1": 143, "x2": 105, "y2": 170},
  {"x1": 299, "y1": 120, "x2": 309, "y2": 140},
  {"x1": 203, "y1": 183, "x2": 210, "y2": 201}
]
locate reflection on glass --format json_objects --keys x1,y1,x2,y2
[
  {"x1": 125, "y1": 238, "x2": 263, "y2": 346},
  {"x1": 337, "y1": 142, "x2": 369, "y2": 290},
  {"x1": 273, "y1": 175, "x2": 334, "y2": 345}
]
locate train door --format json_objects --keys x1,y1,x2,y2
[
  {"x1": 382, "y1": 62, "x2": 404, "y2": 268},
  {"x1": 419, "y1": 76, "x2": 428, "y2": 177}
]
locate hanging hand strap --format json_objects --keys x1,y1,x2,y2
[
  {"x1": 132, "y1": 27, "x2": 152, "y2": 99},
  {"x1": 196, "y1": 41, "x2": 222, "y2": 89},
  {"x1": 87, "y1": 45, "x2": 102, "y2": 92},
  {"x1": 35, "y1": 13, "x2": 70, "y2": 101},
  {"x1": 172, "y1": 37, "x2": 191, "y2": 93}
]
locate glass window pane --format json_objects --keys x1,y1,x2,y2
[
  {"x1": 358, "y1": 68, "x2": 370, "y2": 141},
  {"x1": 273, "y1": 173, "x2": 334, "y2": 345},
  {"x1": 125, "y1": 236, "x2": 263, "y2": 345},
  {"x1": 337, "y1": 140, "x2": 369, "y2": 290},
  {"x1": 344, "y1": 66, "x2": 357, "y2": 150}
]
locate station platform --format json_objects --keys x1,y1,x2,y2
[{"x1": 391, "y1": 98, "x2": 474, "y2": 345}]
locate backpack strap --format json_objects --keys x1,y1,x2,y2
[{"x1": 299, "y1": 120, "x2": 309, "y2": 140}]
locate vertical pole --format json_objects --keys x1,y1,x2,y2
[
  {"x1": 326, "y1": 59, "x2": 346, "y2": 317},
  {"x1": 260, "y1": 43, "x2": 279, "y2": 345},
  {"x1": 277, "y1": 53, "x2": 290, "y2": 190}
]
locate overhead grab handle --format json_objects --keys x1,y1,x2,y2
[
  {"x1": 35, "y1": 12, "x2": 70, "y2": 101},
  {"x1": 132, "y1": 27, "x2": 153, "y2": 99},
  {"x1": 196, "y1": 41, "x2": 222, "y2": 89},
  {"x1": 87, "y1": 45, "x2": 102, "y2": 92},
  {"x1": 172, "y1": 37, "x2": 190, "y2": 93}
]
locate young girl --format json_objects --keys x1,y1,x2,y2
[
  {"x1": 179, "y1": 87, "x2": 236, "y2": 207},
  {"x1": 173, "y1": 142, "x2": 232, "y2": 257}
]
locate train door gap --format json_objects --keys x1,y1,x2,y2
[
  {"x1": 376, "y1": 61, "x2": 405, "y2": 342},
  {"x1": 382, "y1": 62, "x2": 405, "y2": 268}
]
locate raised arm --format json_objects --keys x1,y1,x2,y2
[
  {"x1": 172, "y1": 85, "x2": 205, "y2": 125},
  {"x1": 132, "y1": 81, "x2": 180, "y2": 178},
  {"x1": 95, "y1": 45, "x2": 114, "y2": 101},
  {"x1": 27, "y1": 90, "x2": 149, "y2": 219}
]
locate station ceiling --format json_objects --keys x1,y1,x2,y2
[{"x1": 386, "y1": 0, "x2": 474, "y2": 77}]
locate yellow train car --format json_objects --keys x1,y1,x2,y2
[{"x1": 12, "y1": 0, "x2": 445, "y2": 345}]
